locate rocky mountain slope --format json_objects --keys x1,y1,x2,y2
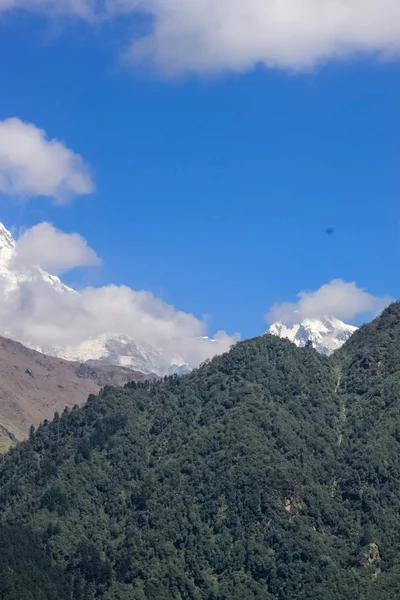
[
  {"x1": 1, "y1": 303, "x2": 400, "y2": 599},
  {"x1": 0, "y1": 335, "x2": 153, "y2": 451},
  {"x1": 268, "y1": 315, "x2": 357, "y2": 354}
]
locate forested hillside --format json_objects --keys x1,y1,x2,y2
[{"x1": 1, "y1": 304, "x2": 400, "y2": 599}]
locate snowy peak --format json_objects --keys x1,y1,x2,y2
[
  {"x1": 0, "y1": 222, "x2": 16, "y2": 269},
  {"x1": 50, "y1": 333, "x2": 189, "y2": 376},
  {"x1": 0, "y1": 222, "x2": 73, "y2": 296},
  {"x1": 268, "y1": 316, "x2": 357, "y2": 355},
  {"x1": 0, "y1": 222, "x2": 15, "y2": 252}
]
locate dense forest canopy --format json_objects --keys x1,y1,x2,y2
[{"x1": 1, "y1": 303, "x2": 400, "y2": 599}]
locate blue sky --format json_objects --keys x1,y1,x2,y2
[{"x1": 0, "y1": 4, "x2": 399, "y2": 343}]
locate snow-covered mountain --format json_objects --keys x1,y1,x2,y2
[
  {"x1": 0, "y1": 223, "x2": 212, "y2": 375},
  {"x1": 268, "y1": 317, "x2": 357, "y2": 355},
  {"x1": 47, "y1": 333, "x2": 189, "y2": 376}
]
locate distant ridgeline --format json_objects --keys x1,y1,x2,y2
[{"x1": 1, "y1": 303, "x2": 400, "y2": 599}]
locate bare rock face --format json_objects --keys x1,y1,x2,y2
[{"x1": 0, "y1": 335, "x2": 155, "y2": 451}]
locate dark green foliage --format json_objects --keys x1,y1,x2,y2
[
  {"x1": 0, "y1": 525, "x2": 69, "y2": 600},
  {"x1": 1, "y1": 303, "x2": 400, "y2": 598},
  {"x1": 41, "y1": 484, "x2": 69, "y2": 515}
]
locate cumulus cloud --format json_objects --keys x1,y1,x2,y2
[
  {"x1": 0, "y1": 118, "x2": 93, "y2": 203},
  {"x1": 2, "y1": 0, "x2": 400, "y2": 74},
  {"x1": 14, "y1": 222, "x2": 101, "y2": 274},
  {"x1": 0, "y1": 222, "x2": 239, "y2": 373},
  {"x1": 122, "y1": 0, "x2": 400, "y2": 74},
  {"x1": 0, "y1": 280, "x2": 239, "y2": 372},
  {"x1": 266, "y1": 279, "x2": 393, "y2": 326}
]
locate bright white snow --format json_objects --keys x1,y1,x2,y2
[{"x1": 268, "y1": 316, "x2": 357, "y2": 355}]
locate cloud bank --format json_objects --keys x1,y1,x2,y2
[
  {"x1": 2, "y1": 0, "x2": 400, "y2": 74},
  {"x1": 14, "y1": 222, "x2": 101, "y2": 274},
  {"x1": 0, "y1": 222, "x2": 239, "y2": 372},
  {"x1": 266, "y1": 279, "x2": 392, "y2": 326},
  {"x1": 0, "y1": 118, "x2": 93, "y2": 203},
  {"x1": 0, "y1": 279, "x2": 239, "y2": 371}
]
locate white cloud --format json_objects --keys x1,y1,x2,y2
[
  {"x1": 0, "y1": 118, "x2": 93, "y2": 203},
  {"x1": 266, "y1": 279, "x2": 392, "y2": 326},
  {"x1": 2, "y1": 0, "x2": 400, "y2": 74},
  {"x1": 123, "y1": 0, "x2": 400, "y2": 74},
  {"x1": 14, "y1": 222, "x2": 101, "y2": 274},
  {"x1": 0, "y1": 280, "x2": 239, "y2": 371},
  {"x1": 0, "y1": 222, "x2": 239, "y2": 372}
]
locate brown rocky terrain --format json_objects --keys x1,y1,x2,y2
[{"x1": 0, "y1": 335, "x2": 154, "y2": 451}]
